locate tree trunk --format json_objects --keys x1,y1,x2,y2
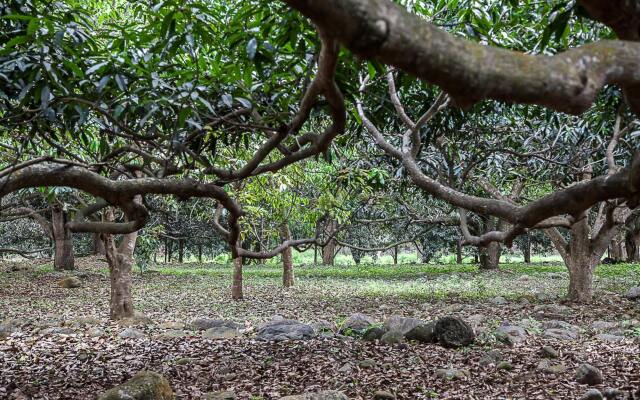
[
  {"x1": 314, "y1": 244, "x2": 318, "y2": 265},
  {"x1": 51, "y1": 205, "x2": 74, "y2": 270},
  {"x1": 626, "y1": 230, "x2": 640, "y2": 262},
  {"x1": 105, "y1": 243, "x2": 134, "y2": 320},
  {"x1": 523, "y1": 233, "x2": 531, "y2": 263},
  {"x1": 198, "y1": 244, "x2": 203, "y2": 263},
  {"x1": 322, "y1": 218, "x2": 337, "y2": 265},
  {"x1": 479, "y1": 242, "x2": 501, "y2": 270},
  {"x1": 565, "y1": 217, "x2": 597, "y2": 303},
  {"x1": 280, "y1": 223, "x2": 294, "y2": 288},
  {"x1": 393, "y1": 245, "x2": 398, "y2": 265},
  {"x1": 178, "y1": 239, "x2": 184, "y2": 263},
  {"x1": 566, "y1": 256, "x2": 596, "y2": 303},
  {"x1": 92, "y1": 233, "x2": 105, "y2": 255},
  {"x1": 456, "y1": 239, "x2": 463, "y2": 264},
  {"x1": 351, "y1": 248, "x2": 364, "y2": 264},
  {"x1": 231, "y1": 255, "x2": 243, "y2": 299}
]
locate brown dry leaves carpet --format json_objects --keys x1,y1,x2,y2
[{"x1": 0, "y1": 257, "x2": 639, "y2": 399}]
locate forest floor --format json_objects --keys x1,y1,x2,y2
[{"x1": 0, "y1": 257, "x2": 639, "y2": 399}]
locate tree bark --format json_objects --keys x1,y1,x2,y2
[
  {"x1": 523, "y1": 232, "x2": 531, "y2": 263},
  {"x1": 178, "y1": 239, "x2": 184, "y2": 263},
  {"x1": 479, "y1": 242, "x2": 501, "y2": 270},
  {"x1": 198, "y1": 244, "x2": 203, "y2": 263},
  {"x1": 92, "y1": 232, "x2": 105, "y2": 255},
  {"x1": 51, "y1": 205, "x2": 74, "y2": 270},
  {"x1": 231, "y1": 255, "x2": 243, "y2": 299},
  {"x1": 456, "y1": 239, "x2": 463, "y2": 264},
  {"x1": 104, "y1": 238, "x2": 134, "y2": 320},
  {"x1": 322, "y1": 218, "x2": 337, "y2": 265},
  {"x1": 280, "y1": 223, "x2": 294, "y2": 288},
  {"x1": 393, "y1": 245, "x2": 398, "y2": 265}
]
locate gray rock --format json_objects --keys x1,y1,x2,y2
[
  {"x1": 435, "y1": 368, "x2": 469, "y2": 380},
  {"x1": 256, "y1": 319, "x2": 314, "y2": 341},
  {"x1": 533, "y1": 304, "x2": 572, "y2": 319},
  {"x1": 203, "y1": 391, "x2": 237, "y2": 400},
  {"x1": 491, "y1": 296, "x2": 508, "y2": 305},
  {"x1": 405, "y1": 322, "x2": 436, "y2": 343},
  {"x1": 87, "y1": 327, "x2": 105, "y2": 337},
  {"x1": 541, "y1": 320, "x2": 580, "y2": 332},
  {"x1": 157, "y1": 330, "x2": 188, "y2": 340},
  {"x1": 337, "y1": 363, "x2": 353, "y2": 374},
  {"x1": 626, "y1": 286, "x2": 640, "y2": 300},
  {"x1": 340, "y1": 313, "x2": 375, "y2": 333},
  {"x1": 537, "y1": 359, "x2": 567, "y2": 374},
  {"x1": 311, "y1": 320, "x2": 336, "y2": 333},
  {"x1": 603, "y1": 388, "x2": 622, "y2": 399},
  {"x1": 580, "y1": 389, "x2": 603, "y2": 400},
  {"x1": 203, "y1": 326, "x2": 240, "y2": 340},
  {"x1": 118, "y1": 328, "x2": 145, "y2": 339},
  {"x1": 540, "y1": 345, "x2": 559, "y2": 358},
  {"x1": 280, "y1": 391, "x2": 348, "y2": 400},
  {"x1": 575, "y1": 363, "x2": 603, "y2": 385},
  {"x1": 203, "y1": 391, "x2": 236, "y2": 400},
  {"x1": 97, "y1": 371, "x2": 173, "y2": 400},
  {"x1": 380, "y1": 330, "x2": 404, "y2": 344},
  {"x1": 190, "y1": 318, "x2": 242, "y2": 331},
  {"x1": 434, "y1": 316, "x2": 475, "y2": 348},
  {"x1": 57, "y1": 276, "x2": 82, "y2": 288},
  {"x1": 590, "y1": 321, "x2": 619, "y2": 332},
  {"x1": 69, "y1": 316, "x2": 100, "y2": 327},
  {"x1": 479, "y1": 350, "x2": 502, "y2": 366},
  {"x1": 595, "y1": 333, "x2": 624, "y2": 342},
  {"x1": 362, "y1": 326, "x2": 386, "y2": 341},
  {"x1": 41, "y1": 327, "x2": 74, "y2": 335},
  {"x1": 0, "y1": 323, "x2": 17, "y2": 339},
  {"x1": 543, "y1": 328, "x2": 578, "y2": 340},
  {"x1": 495, "y1": 325, "x2": 527, "y2": 345},
  {"x1": 158, "y1": 321, "x2": 186, "y2": 330},
  {"x1": 383, "y1": 315, "x2": 421, "y2": 335},
  {"x1": 119, "y1": 313, "x2": 153, "y2": 327},
  {"x1": 358, "y1": 359, "x2": 376, "y2": 369},
  {"x1": 373, "y1": 390, "x2": 396, "y2": 400}
]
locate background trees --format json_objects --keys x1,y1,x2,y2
[{"x1": 0, "y1": 0, "x2": 639, "y2": 314}]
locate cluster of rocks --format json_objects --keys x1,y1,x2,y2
[{"x1": 342, "y1": 313, "x2": 475, "y2": 348}]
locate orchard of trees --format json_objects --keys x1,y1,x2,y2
[{"x1": 1, "y1": 0, "x2": 639, "y2": 399}]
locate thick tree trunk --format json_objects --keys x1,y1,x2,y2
[
  {"x1": 107, "y1": 250, "x2": 134, "y2": 320},
  {"x1": 566, "y1": 256, "x2": 596, "y2": 302},
  {"x1": 456, "y1": 239, "x2": 463, "y2": 264},
  {"x1": 231, "y1": 256, "x2": 243, "y2": 300},
  {"x1": 479, "y1": 242, "x2": 501, "y2": 270},
  {"x1": 562, "y1": 216, "x2": 598, "y2": 303},
  {"x1": 102, "y1": 230, "x2": 135, "y2": 320},
  {"x1": 322, "y1": 218, "x2": 337, "y2": 265},
  {"x1": 51, "y1": 205, "x2": 74, "y2": 270},
  {"x1": 280, "y1": 224, "x2": 294, "y2": 288}
]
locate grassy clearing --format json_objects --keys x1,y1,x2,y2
[{"x1": 146, "y1": 261, "x2": 640, "y2": 302}]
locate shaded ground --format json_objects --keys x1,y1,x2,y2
[{"x1": 0, "y1": 257, "x2": 639, "y2": 399}]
